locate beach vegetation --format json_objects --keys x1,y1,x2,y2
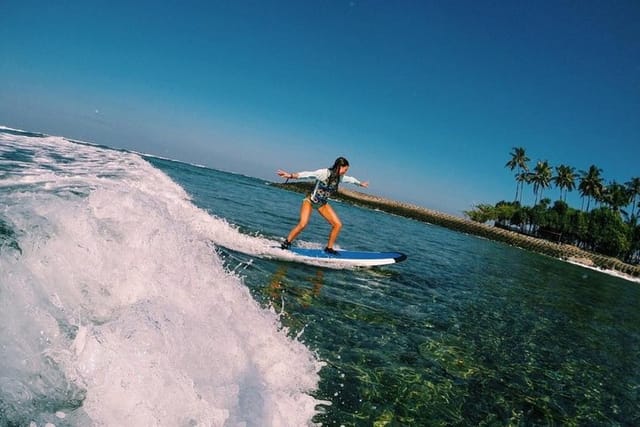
[
  {"x1": 505, "y1": 147, "x2": 530, "y2": 203},
  {"x1": 529, "y1": 161, "x2": 553, "y2": 205},
  {"x1": 464, "y1": 149, "x2": 640, "y2": 265},
  {"x1": 578, "y1": 165, "x2": 604, "y2": 211},
  {"x1": 626, "y1": 177, "x2": 640, "y2": 219},
  {"x1": 465, "y1": 204, "x2": 497, "y2": 223},
  {"x1": 552, "y1": 164, "x2": 576, "y2": 202}
]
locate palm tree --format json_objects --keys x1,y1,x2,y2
[
  {"x1": 626, "y1": 177, "x2": 640, "y2": 218},
  {"x1": 578, "y1": 165, "x2": 604, "y2": 211},
  {"x1": 552, "y1": 164, "x2": 576, "y2": 202},
  {"x1": 515, "y1": 171, "x2": 530, "y2": 204},
  {"x1": 529, "y1": 160, "x2": 553, "y2": 205},
  {"x1": 505, "y1": 147, "x2": 530, "y2": 202},
  {"x1": 601, "y1": 181, "x2": 632, "y2": 213}
]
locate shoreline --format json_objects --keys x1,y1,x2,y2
[{"x1": 272, "y1": 182, "x2": 640, "y2": 283}]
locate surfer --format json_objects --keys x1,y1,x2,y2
[{"x1": 277, "y1": 157, "x2": 369, "y2": 254}]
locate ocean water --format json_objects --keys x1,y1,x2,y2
[{"x1": 1, "y1": 128, "x2": 639, "y2": 426}]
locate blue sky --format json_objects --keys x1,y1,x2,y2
[{"x1": 1, "y1": 0, "x2": 639, "y2": 215}]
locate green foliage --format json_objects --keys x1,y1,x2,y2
[
  {"x1": 567, "y1": 209, "x2": 589, "y2": 244},
  {"x1": 502, "y1": 149, "x2": 640, "y2": 264},
  {"x1": 486, "y1": 201, "x2": 634, "y2": 260},
  {"x1": 465, "y1": 201, "x2": 523, "y2": 225},
  {"x1": 602, "y1": 181, "x2": 632, "y2": 213},
  {"x1": 529, "y1": 161, "x2": 553, "y2": 204},
  {"x1": 628, "y1": 223, "x2": 640, "y2": 264},
  {"x1": 587, "y1": 207, "x2": 631, "y2": 257},
  {"x1": 553, "y1": 165, "x2": 576, "y2": 201},
  {"x1": 578, "y1": 165, "x2": 604, "y2": 211},
  {"x1": 464, "y1": 204, "x2": 496, "y2": 223},
  {"x1": 495, "y1": 201, "x2": 519, "y2": 223},
  {"x1": 483, "y1": 196, "x2": 635, "y2": 261},
  {"x1": 506, "y1": 147, "x2": 530, "y2": 203}
]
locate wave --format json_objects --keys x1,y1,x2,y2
[{"x1": 0, "y1": 130, "x2": 323, "y2": 426}]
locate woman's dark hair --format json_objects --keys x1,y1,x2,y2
[{"x1": 328, "y1": 157, "x2": 349, "y2": 187}]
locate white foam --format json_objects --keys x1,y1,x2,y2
[
  {"x1": 564, "y1": 258, "x2": 640, "y2": 284},
  {"x1": 1, "y1": 124, "x2": 34, "y2": 133},
  {"x1": 0, "y1": 132, "x2": 325, "y2": 425}
]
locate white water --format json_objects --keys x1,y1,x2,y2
[{"x1": 0, "y1": 132, "x2": 324, "y2": 426}]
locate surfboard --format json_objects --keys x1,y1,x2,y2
[{"x1": 286, "y1": 247, "x2": 407, "y2": 267}]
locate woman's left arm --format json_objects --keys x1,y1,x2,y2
[
  {"x1": 277, "y1": 169, "x2": 298, "y2": 179},
  {"x1": 343, "y1": 175, "x2": 369, "y2": 188}
]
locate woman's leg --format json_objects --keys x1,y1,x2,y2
[
  {"x1": 318, "y1": 203, "x2": 342, "y2": 249},
  {"x1": 286, "y1": 199, "x2": 313, "y2": 242}
]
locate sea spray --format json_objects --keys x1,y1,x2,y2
[{"x1": 0, "y1": 130, "x2": 324, "y2": 426}]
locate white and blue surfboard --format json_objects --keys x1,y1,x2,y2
[{"x1": 287, "y1": 247, "x2": 407, "y2": 267}]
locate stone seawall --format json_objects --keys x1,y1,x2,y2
[{"x1": 272, "y1": 181, "x2": 640, "y2": 279}]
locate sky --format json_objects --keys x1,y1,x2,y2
[{"x1": 1, "y1": 0, "x2": 639, "y2": 215}]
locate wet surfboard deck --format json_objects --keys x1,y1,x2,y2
[{"x1": 286, "y1": 247, "x2": 407, "y2": 267}]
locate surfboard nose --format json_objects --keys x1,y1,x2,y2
[{"x1": 394, "y1": 253, "x2": 408, "y2": 263}]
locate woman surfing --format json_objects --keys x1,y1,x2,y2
[{"x1": 276, "y1": 157, "x2": 369, "y2": 254}]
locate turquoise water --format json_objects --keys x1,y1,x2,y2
[{"x1": 1, "y1": 128, "x2": 639, "y2": 426}]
